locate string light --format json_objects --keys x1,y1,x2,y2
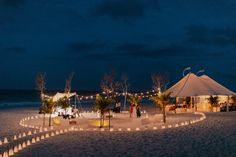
[{"x1": 41, "y1": 89, "x2": 157, "y2": 102}]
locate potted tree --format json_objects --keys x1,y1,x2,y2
[
  {"x1": 151, "y1": 92, "x2": 171, "y2": 123},
  {"x1": 44, "y1": 98, "x2": 55, "y2": 126},
  {"x1": 207, "y1": 96, "x2": 219, "y2": 112},
  {"x1": 95, "y1": 95, "x2": 112, "y2": 128}
]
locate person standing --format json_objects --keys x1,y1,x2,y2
[
  {"x1": 136, "y1": 105, "x2": 141, "y2": 118},
  {"x1": 130, "y1": 104, "x2": 133, "y2": 118}
]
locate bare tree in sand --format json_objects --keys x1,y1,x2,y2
[
  {"x1": 120, "y1": 74, "x2": 130, "y2": 111},
  {"x1": 151, "y1": 73, "x2": 169, "y2": 93},
  {"x1": 151, "y1": 73, "x2": 174, "y2": 114},
  {"x1": 35, "y1": 73, "x2": 46, "y2": 127},
  {"x1": 65, "y1": 72, "x2": 74, "y2": 93},
  {"x1": 100, "y1": 71, "x2": 120, "y2": 98}
]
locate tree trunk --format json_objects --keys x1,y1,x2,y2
[
  {"x1": 49, "y1": 114, "x2": 52, "y2": 126},
  {"x1": 43, "y1": 113, "x2": 45, "y2": 127},
  {"x1": 102, "y1": 115, "x2": 104, "y2": 127},
  {"x1": 109, "y1": 109, "x2": 111, "y2": 130},
  {"x1": 174, "y1": 103, "x2": 177, "y2": 114},
  {"x1": 100, "y1": 117, "x2": 102, "y2": 128},
  {"x1": 163, "y1": 106, "x2": 166, "y2": 123},
  {"x1": 124, "y1": 94, "x2": 127, "y2": 111},
  {"x1": 100, "y1": 111, "x2": 103, "y2": 128}
]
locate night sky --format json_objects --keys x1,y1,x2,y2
[{"x1": 1, "y1": 0, "x2": 236, "y2": 91}]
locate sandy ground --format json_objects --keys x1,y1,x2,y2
[
  {"x1": 1, "y1": 108, "x2": 236, "y2": 157},
  {"x1": 0, "y1": 108, "x2": 39, "y2": 153},
  {"x1": 0, "y1": 107, "x2": 38, "y2": 137},
  {"x1": 22, "y1": 110, "x2": 200, "y2": 130}
]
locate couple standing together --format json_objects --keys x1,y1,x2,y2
[{"x1": 130, "y1": 104, "x2": 141, "y2": 118}]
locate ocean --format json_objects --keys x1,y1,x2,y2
[
  {"x1": 0, "y1": 90, "x2": 96, "y2": 109},
  {"x1": 0, "y1": 90, "x2": 40, "y2": 108},
  {"x1": 0, "y1": 90, "x2": 155, "y2": 112}
]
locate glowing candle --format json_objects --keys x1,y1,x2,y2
[
  {"x1": 3, "y1": 137, "x2": 8, "y2": 144},
  {"x1": 8, "y1": 148, "x2": 14, "y2": 156},
  {"x1": 41, "y1": 135, "x2": 45, "y2": 140},
  {"x1": 18, "y1": 144, "x2": 22, "y2": 150},
  {"x1": 36, "y1": 137, "x2": 40, "y2": 142},
  {"x1": 22, "y1": 142, "x2": 26, "y2": 148},
  {"x1": 3, "y1": 151, "x2": 9, "y2": 157},
  {"x1": 27, "y1": 140, "x2": 31, "y2": 146},
  {"x1": 13, "y1": 146, "x2": 18, "y2": 153},
  {"x1": 28, "y1": 131, "x2": 32, "y2": 136},
  {"x1": 31, "y1": 138, "x2": 36, "y2": 144},
  {"x1": 45, "y1": 133, "x2": 49, "y2": 138},
  {"x1": 109, "y1": 128, "x2": 114, "y2": 131}
]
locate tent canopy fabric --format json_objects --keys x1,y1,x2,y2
[
  {"x1": 52, "y1": 92, "x2": 77, "y2": 102},
  {"x1": 200, "y1": 75, "x2": 236, "y2": 96},
  {"x1": 166, "y1": 73, "x2": 236, "y2": 97}
]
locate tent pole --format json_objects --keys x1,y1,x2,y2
[
  {"x1": 227, "y1": 96, "x2": 229, "y2": 112},
  {"x1": 190, "y1": 96, "x2": 192, "y2": 110},
  {"x1": 75, "y1": 95, "x2": 77, "y2": 109}
]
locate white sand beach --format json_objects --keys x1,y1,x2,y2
[{"x1": 1, "y1": 107, "x2": 236, "y2": 157}]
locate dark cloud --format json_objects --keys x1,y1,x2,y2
[
  {"x1": 69, "y1": 41, "x2": 107, "y2": 53},
  {"x1": 116, "y1": 43, "x2": 199, "y2": 58},
  {"x1": 86, "y1": 43, "x2": 197, "y2": 60},
  {"x1": 62, "y1": 10, "x2": 86, "y2": 22},
  {"x1": 6, "y1": 47, "x2": 27, "y2": 54},
  {"x1": 185, "y1": 25, "x2": 210, "y2": 45},
  {"x1": 86, "y1": 42, "x2": 228, "y2": 61},
  {"x1": 93, "y1": 0, "x2": 159, "y2": 20},
  {"x1": 0, "y1": 46, "x2": 27, "y2": 55},
  {"x1": 186, "y1": 25, "x2": 236, "y2": 46},
  {"x1": 0, "y1": 0, "x2": 25, "y2": 8},
  {"x1": 118, "y1": 43, "x2": 149, "y2": 52}
]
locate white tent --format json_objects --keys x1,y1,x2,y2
[
  {"x1": 52, "y1": 92, "x2": 77, "y2": 102},
  {"x1": 166, "y1": 73, "x2": 213, "y2": 97},
  {"x1": 166, "y1": 73, "x2": 235, "y2": 97},
  {"x1": 166, "y1": 73, "x2": 235, "y2": 112}
]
